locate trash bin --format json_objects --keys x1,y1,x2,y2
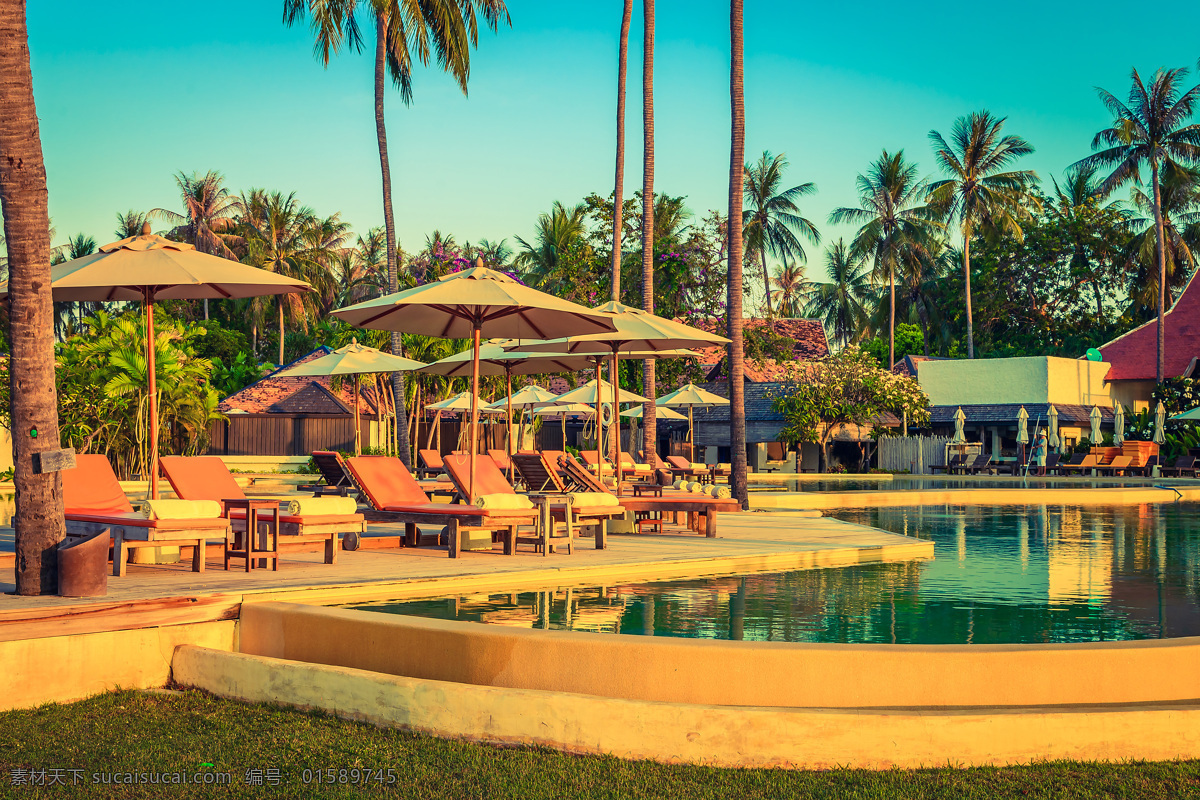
[{"x1": 58, "y1": 531, "x2": 108, "y2": 597}]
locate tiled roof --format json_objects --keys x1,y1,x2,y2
[
  {"x1": 219, "y1": 347, "x2": 380, "y2": 415},
  {"x1": 892, "y1": 354, "x2": 947, "y2": 378},
  {"x1": 1099, "y1": 270, "x2": 1200, "y2": 381},
  {"x1": 696, "y1": 317, "x2": 830, "y2": 383},
  {"x1": 928, "y1": 403, "x2": 1113, "y2": 426},
  {"x1": 689, "y1": 381, "x2": 900, "y2": 428}
]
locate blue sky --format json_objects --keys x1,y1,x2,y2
[{"x1": 27, "y1": 1, "x2": 1200, "y2": 279}]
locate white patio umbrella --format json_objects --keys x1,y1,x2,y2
[
  {"x1": 1168, "y1": 406, "x2": 1200, "y2": 421},
  {"x1": 1047, "y1": 405, "x2": 1060, "y2": 449},
  {"x1": 951, "y1": 407, "x2": 966, "y2": 443},
  {"x1": 333, "y1": 264, "x2": 616, "y2": 500},
  {"x1": 426, "y1": 391, "x2": 501, "y2": 453},
  {"x1": 276, "y1": 339, "x2": 426, "y2": 455},
  {"x1": 622, "y1": 405, "x2": 686, "y2": 420},
  {"x1": 1154, "y1": 401, "x2": 1167, "y2": 445},
  {"x1": 1090, "y1": 406, "x2": 1103, "y2": 445},
  {"x1": 552, "y1": 378, "x2": 650, "y2": 479},
  {"x1": 656, "y1": 382, "x2": 729, "y2": 453},
  {"x1": 0, "y1": 224, "x2": 312, "y2": 497},
  {"x1": 532, "y1": 402, "x2": 593, "y2": 448},
  {"x1": 485, "y1": 384, "x2": 558, "y2": 453},
  {"x1": 511, "y1": 301, "x2": 723, "y2": 483},
  {"x1": 1016, "y1": 407, "x2": 1030, "y2": 445},
  {"x1": 1114, "y1": 404, "x2": 1125, "y2": 445}
]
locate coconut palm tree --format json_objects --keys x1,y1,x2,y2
[
  {"x1": 465, "y1": 238, "x2": 513, "y2": 269},
  {"x1": 742, "y1": 151, "x2": 820, "y2": 318},
  {"x1": 727, "y1": 0, "x2": 747, "y2": 506},
  {"x1": 1123, "y1": 161, "x2": 1200, "y2": 319},
  {"x1": 1076, "y1": 66, "x2": 1200, "y2": 382},
  {"x1": 235, "y1": 190, "x2": 349, "y2": 364},
  {"x1": 611, "y1": 0, "x2": 632, "y2": 302},
  {"x1": 0, "y1": 0, "x2": 63, "y2": 594},
  {"x1": 928, "y1": 111, "x2": 1038, "y2": 359},
  {"x1": 284, "y1": 0, "x2": 510, "y2": 466},
  {"x1": 152, "y1": 170, "x2": 241, "y2": 320},
  {"x1": 769, "y1": 260, "x2": 808, "y2": 318},
  {"x1": 805, "y1": 239, "x2": 871, "y2": 348},
  {"x1": 51, "y1": 233, "x2": 98, "y2": 338},
  {"x1": 114, "y1": 209, "x2": 150, "y2": 240},
  {"x1": 514, "y1": 201, "x2": 591, "y2": 301},
  {"x1": 640, "y1": 0, "x2": 658, "y2": 463},
  {"x1": 1046, "y1": 164, "x2": 1129, "y2": 318},
  {"x1": 830, "y1": 150, "x2": 937, "y2": 368}
]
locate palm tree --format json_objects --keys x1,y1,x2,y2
[
  {"x1": 640, "y1": 0, "x2": 658, "y2": 463},
  {"x1": 742, "y1": 151, "x2": 819, "y2": 318},
  {"x1": 611, "y1": 0, "x2": 632, "y2": 302},
  {"x1": 805, "y1": 239, "x2": 871, "y2": 347},
  {"x1": 114, "y1": 209, "x2": 149, "y2": 240},
  {"x1": 465, "y1": 238, "x2": 513, "y2": 268},
  {"x1": 769, "y1": 260, "x2": 807, "y2": 317},
  {"x1": 152, "y1": 170, "x2": 240, "y2": 320},
  {"x1": 928, "y1": 111, "x2": 1038, "y2": 358},
  {"x1": 284, "y1": 0, "x2": 510, "y2": 467},
  {"x1": 1046, "y1": 164, "x2": 1128, "y2": 318},
  {"x1": 1076, "y1": 66, "x2": 1200, "y2": 382},
  {"x1": 830, "y1": 150, "x2": 937, "y2": 368},
  {"x1": 514, "y1": 201, "x2": 591, "y2": 300},
  {"x1": 235, "y1": 190, "x2": 349, "y2": 363},
  {"x1": 1123, "y1": 161, "x2": 1200, "y2": 319},
  {"x1": 727, "y1": 0, "x2": 747, "y2": 507},
  {"x1": 0, "y1": 0, "x2": 65, "y2": 594},
  {"x1": 51, "y1": 233, "x2": 97, "y2": 337}
]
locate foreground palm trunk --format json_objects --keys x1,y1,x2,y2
[
  {"x1": 0, "y1": 0, "x2": 66, "y2": 594},
  {"x1": 640, "y1": 0, "x2": 657, "y2": 465},
  {"x1": 727, "y1": 0, "x2": 748, "y2": 507},
  {"x1": 963, "y1": 228, "x2": 973, "y2": 359},
  {"x1": 1153, "y1": 162, "x2": 1166, "y2": 384},
  {"x1": 374, "y1": 15, "x2": 411, "y2": 464},
  {"x1": 611, "y1": 0, "x2": 631, "y2": 303}
]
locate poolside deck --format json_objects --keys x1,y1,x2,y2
[{"x1": 0, "y1": 512, "x2": 931, "y2": 640}]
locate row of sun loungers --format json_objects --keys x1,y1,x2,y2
[
  {"x1": 933, "y1": 452, "x2": 1182, "y2": 477},
  {"x1": 61, "y1": 447, "x2": 742, "y2": 575}
]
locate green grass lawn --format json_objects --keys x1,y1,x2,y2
[{"x1": 1, "y1": 690, "x2": 1199, "y2": 799}]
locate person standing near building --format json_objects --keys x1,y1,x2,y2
[{"x1": 1032, "y1": 430, "x2": 1048, "y2": 476}]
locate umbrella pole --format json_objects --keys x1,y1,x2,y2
[
  {"x1": 469, "y1": 322, "x2": 481, "y2": 502},
  {"x1": 689, "y1": 405, "x2": 695, "y2": 455},
  {"x1": 594, "y1": 359, "x2": 604, "y2": 486},
  {"x1": 561, "y1": 414, "x2": 566, "y2": 447},
  {"x1": 611, "y1": 349, "x2": 623, "y2": 489},
  {"x1": 146, "y1": 292, "x2": 159, "y2": 500},
  {"x1": 353, "y1": 377, "x2": 361, "y2": 457},
  {"x1": 506, "y1": 368, "x2": 514, "y2": 482}
]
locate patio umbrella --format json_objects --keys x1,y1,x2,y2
[
  {"x1": 332, "y1": 264, "x2": 616, "y2": 501},
  {"x1": 531, "y1": 402, "x2": 593, "y2": 449},
  {"x1": 622, "y1": 405, "x2": 686, "y2": 420},
  {"x1": 1016, "y1": 406, "x2": 1030, "y2": 464},
  {"x1": 1154, "y1": 401, "x2": 1167, "y2": 445},
  {"x1": 425, "y1": 391, "x2": 500, "y2": 452},
  {"x1": 276, "y1": 339, "x2": 425, "y2": 455},
  {"x1": 1047, "y1": 405, "x2": 1060, "y2": 449},
  {"x1": 1114, "y1": 404, "x2": 1125, "y2": 444},
  {"x1": 513, "y1": 301, "x2": 722, "y2": 483},
  {"x1": 1090, "y1": 406, "x2": 1103, "y2": 445},
  {"x1": 657, "y1": 382, "x2": 729, "y2": 451},
  {"x1": 0, "y1": 223, "x2": 311, "y2": 497},
  {"x1": 951, "y1": 407, "x2": 966, "y2": 444},
  {"x1": 1168, "y1": 406, "x2": 1200, "y2": 421},
  {"x1": 485, "y1": 384, "x2": 558, "y2": 454},
  {"x1": 552, "y1": 378, "x2": 650, "y2": 480}
]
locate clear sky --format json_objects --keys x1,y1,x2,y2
[{"x1": 26, "y1": 1, "x2": 1200, "y2": 275}]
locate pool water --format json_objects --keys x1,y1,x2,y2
[{"x1": 348, "y1": 502, "x2": 1200, "y2": 645}]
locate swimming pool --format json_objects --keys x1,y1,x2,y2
[
  {"x1": 347, "y1": 502, "x2": 1200, "y2": 644},
  {"x1": 746, "y1": 476, "x2": 1185, "y2": 492}
]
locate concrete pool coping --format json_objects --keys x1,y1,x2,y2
[{"x1": 751, "y1": 484, "x2": 1200, "y2": 509}]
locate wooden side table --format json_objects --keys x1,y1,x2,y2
[
  {"x1": 629, "y1": 483, "x2": 664, "y2": 532},
  {"x1": 222, "y1": 498, "x2": 280, "y2": 572}
]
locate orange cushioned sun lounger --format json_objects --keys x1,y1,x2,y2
[
  {"x1": 159, "y1": 456, "x2": 363, "y2": 565},
  {"x1": 63, "y1": 454, "x2": 230, "y2": 577},
  {"x1": 510, "y1": 451, "x2": 623, "y2": 550},
  {"x1": 344, "y1": 456, "x2": 537, "y2": 557}
]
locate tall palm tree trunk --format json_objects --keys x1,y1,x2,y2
[
  {"x1": 640, "y1": 0, "x2": 657, "y2": 465},
  {"x1": 0, "y1": 0, "x2": 66, "y2": 595},
  {"x1": 1153, "y1": 161, "x2": 1166, "y2": 384},
  {"x1": 374, "y1": 14, "x2": 412, "y2": 466},
  {"x1": 727, "y1": 0, "x2": 748, "y2": 507},
  {"x1": 278, "y1": 301, "x2": 285, "y2": 365},
  {"x1": 963, "y1": 225, "x2": 974, "y2": 359},
  {"x1": 888, "y1": 259, "x2": 895, "y2": 369},
  {"x1": 760, "y1": 246, "x2": 772, "y2": 318},
  {"x1": 611, "y1": 0, "x2": 632, "y2": 303}
]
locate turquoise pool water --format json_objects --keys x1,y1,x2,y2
[
  {"x1": 747, "y1": 476, "x2": 1181, "y2": 492},
  {"x1": 348, "y1": 503, "x2": 1200, "y2": 644}
]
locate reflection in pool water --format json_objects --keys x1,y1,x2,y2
[{"x1": 349, "y1": 503, "x2": 1200, "y2": 645}]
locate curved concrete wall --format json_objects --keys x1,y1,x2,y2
[
  {"x1": 752, "y1": 486, "x2": 1200, "y2": 510},
  {"x1": 175, "y1": 645, "x2": 1200, "y2": 769},
  {"x1": 240, "y1": 603, "x2": 1200, "y2": 709}
]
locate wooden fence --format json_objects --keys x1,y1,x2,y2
[
  {"x1": 206, "y1": 414, "x2": 371, "y2": 457},
  {"x1": 878, "y1": 435, "x2": 954, "y2": 474}
]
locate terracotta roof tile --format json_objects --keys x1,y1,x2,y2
[
  {"x1": 1099, "y1": 271, "x2": 1200, "y2": 381},
  {"x1": 219, "y1": 347, "x2": 380, "y2": 415}
]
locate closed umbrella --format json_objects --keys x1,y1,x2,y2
[
  {"x1": 1114, "y1": 404, "x2": 1125, "y2": 445},
  {"x1": 1016, "y1": 407, "x2": 1029, "y2": 445},
  {"x1": 333, "y1": 264, "x2": 616, "y2": 501},
  {"x1": 0, "y1": 223, "x2": 311, "y2": 497},
  {"x1": 657, "y1": 382, "x2": 729, "y2": 456},
  {"x1": 1048, "y1": 405, "x2": 1060, "y2": 449},
  {"x1": 277, "y1": 339, "x2": 425, "y2": 455},
  {"x1": 1090, "y1": 406, "x2": 1103, "y2": 445},
  {"x1": 514, "y1": 301, "x2": 722, "y2": 483},
  {"x1": 1154, "y1": 401, "x2": 1167, "y2": 445},
  {"x1": 951, "y1": 407, "x2": 966, "y2": 443}
]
